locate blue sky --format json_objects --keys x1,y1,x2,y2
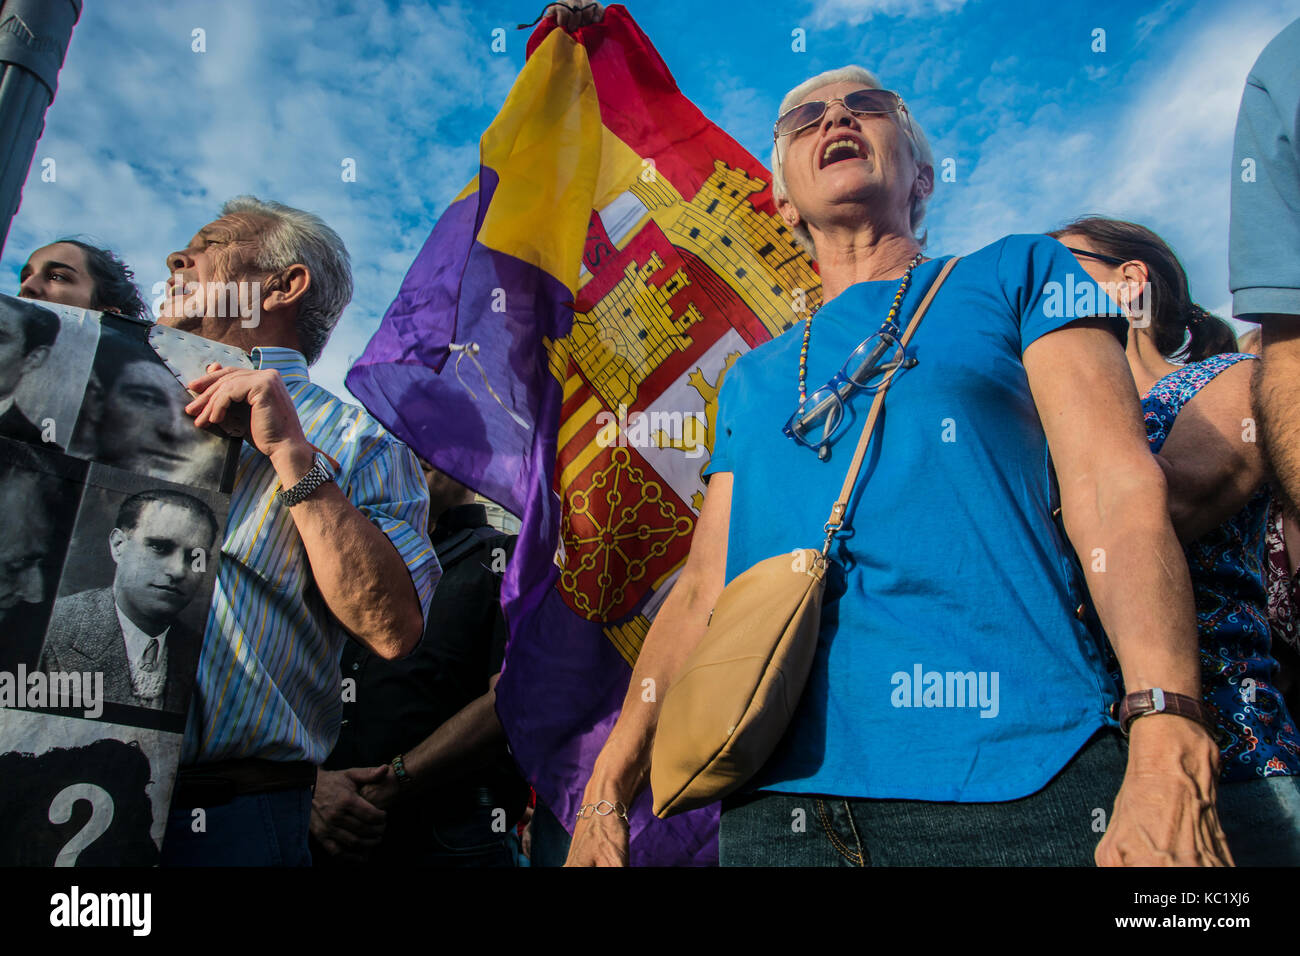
[{"x1": 2, "y1": 0, "x2": 1296, "y2": 400}]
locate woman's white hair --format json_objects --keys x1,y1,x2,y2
[
  {"x1": 221, "y1": 195, "x2": 353, "y2": 365},
  {"x1": 770, "y1": 66, "x2": 934, "y2": 258}
]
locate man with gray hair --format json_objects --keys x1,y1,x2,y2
[{"x1": 154, "y1": 197, "x2": 440, "y2": 866}]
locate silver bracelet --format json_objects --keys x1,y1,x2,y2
[
  {"x1": 576, "y1": 799, "x2": 629, "y2": 823},
  {"x1": 275, "y1": 453, "x2": 334, "y2": 508}
]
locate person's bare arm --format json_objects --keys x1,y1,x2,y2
[
  {"x1": 185, "y1": 364, "x2": 425, "y2": 660},
  {"x1": 1255, "y1": 316, "x2": 1300, "y2": 515},
  {"x1": 1154, "y1": 360, "x2": 1266, "y2": 543},
  {"x1": 565, "y1": 473, "x2": 730, "y2": 866},
  {"x1": 1024, "y1": 321, "x2": 1231, "y2": 867},
  {"x1": 358, "y1": 679, "x2": 507, "y2": 810}
]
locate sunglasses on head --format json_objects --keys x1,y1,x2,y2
[
  {"x1": 1064, "y1": 246, "x2": 1129, "y2": 267},
  {"x1": 773, "y1": 88, "x2": 909, "y2": 141}
]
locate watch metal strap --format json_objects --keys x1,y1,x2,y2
[{"x1": 276, "y1": 454, "x2": 333, "y2": 508}]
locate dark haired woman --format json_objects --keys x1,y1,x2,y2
[
  {"x1": 18, "y1": 238, "x2": 148, "y2": 320},
  {"x1": 1052, "y1": 216, "x2": 1300, "y2": 865}
]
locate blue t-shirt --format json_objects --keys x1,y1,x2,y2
[{"x1": 704, "y1": 234, "x2": 1124, "y2": 802}]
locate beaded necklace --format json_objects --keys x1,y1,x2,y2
[{"x1": 798, "y1": 251, "x2": 926, "y2": 405}]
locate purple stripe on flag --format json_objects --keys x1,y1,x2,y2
[
  {"x1": 496, "y1": 587, "x2": 719, "y2": 867},
  {"x1": 347, "y1": 170, "x2": 573, "y2": 513}
]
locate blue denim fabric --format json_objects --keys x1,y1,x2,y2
[
  {"x1": 719, "y1": 731, "x2": 1127, "y2": 866},
  {"x1": 1217, "y1": 775, "x2": 1300, "y2": 866},
  {"x1": 527, "y1": 800, "x2": 573, "y2": 867},
  {"x1": 160, "y1": 788, "x2": 312, "y2": 866},
  {"x1": 402, "y1": 805, "x2": 516, "y2": 867}
]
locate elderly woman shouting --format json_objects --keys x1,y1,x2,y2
[{"x1": 564, "y1": 62, "x2": 1231, "y2": 866}]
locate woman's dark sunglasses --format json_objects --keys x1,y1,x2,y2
[
  {"x1": 1064, "y1": 246, "x2": 1128, "y2": 267},
  {"x1": 773, "y1": 89, "x2": 909, "y2": 141}
]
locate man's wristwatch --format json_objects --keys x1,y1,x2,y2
[
  {"x1": 276, "y1": 452, "x2": 335, "y2": 508},
  {"x1": 1114, "y1": 688, "x2": 1217, "y2": 739},
  {"x1": 391, "y1": 753, "x2": 414, "y2": 786}
]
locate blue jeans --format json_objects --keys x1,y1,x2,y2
[
  {"x1": 528, "y1": 800, "x2": 573, "y2": 867},
  {"x1": 1217, "y1": 775, "x2": 1300, "y2": 866},
  {"x1": 161, "y1": 788, "x2": 312, "y2": 867},
  {"x1": 720, "y1": 731, "x2": 1127, "y2": 866},
  {"x1": 386, "y1": 805, "x2": 517, "y2": 867}
]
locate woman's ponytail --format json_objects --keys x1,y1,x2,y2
[{"x1": 1183, "y1": 303, "x2": 1238, "y2": 362}]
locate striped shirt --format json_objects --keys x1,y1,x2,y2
[{"x1": 181, "y1": 347, "x2": 439, "y2": 764}]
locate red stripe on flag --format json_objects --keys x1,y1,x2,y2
[{"x1": 527, "y1": 5, "x2": 777, "y2": 210}]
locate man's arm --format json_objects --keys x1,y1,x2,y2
[
  {"x1": 1230, "y1": 24, "x2": 1300, "y2": 511},
  {"x1": 1255, "y1": 318, "x2": 1300, "y2": 517},
  {"x1": 185, "y1": 364, "x2": 427, "y2": 660},
  {"x1": 358, "y1": 676, "x2": 507, "y2": 809},
  {"x1": 1024, "y1": 321, "x2": 1231, "y2": 867}
]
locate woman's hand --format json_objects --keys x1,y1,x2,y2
[
  {"x1": 565, "y1": 807, "x2": 630, "y2": 867},
  {"x1": 562, "y1": 474, "x2": 731, "y2": 867},
  {"x1": 1096, "y1": 716, "x2": 1232, "y2": 866}
]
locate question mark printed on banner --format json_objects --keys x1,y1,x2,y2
[{"x1": 49, "y1": 783, "x2": 115, "y2": 867}]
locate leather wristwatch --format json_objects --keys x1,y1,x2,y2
[{"x1": 1114, "y1": 688, "x2": 1217, "y2": 738}]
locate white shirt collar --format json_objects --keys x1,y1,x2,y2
[
  {"x1": 115, "y1": 601, "x2": 170, "y2": 666},
  {"x1": 0, "y1": 395, "x2": 14, "y2": 418}
]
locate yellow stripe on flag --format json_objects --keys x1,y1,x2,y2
[
  {"x1": 557, "y1": 395, "x2": 601, "y2": 449},
  {"x1": 559, "y1": 436, "x2": 605, "y2": 489},
  {"x1": 476, "y1": 31, "x2": 604, "y2": 292}
]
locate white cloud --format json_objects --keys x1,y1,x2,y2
[
  {"x1": 806, "y1": 0, "x2": 969, "y2": 28},
  {"x1": 0, "y1": 0, "x2": 516, "y2": 400},
  {"x1": 1135, "y1": 0, "x2": 1188, "y2": 45},
  {"x1": 712, "y1": 80, "x2": 776, "y2": 161},
  {"x1": 927, "y1": 0, "x2": 1298, "y2": 324}
]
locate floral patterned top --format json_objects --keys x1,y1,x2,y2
[
  {"x1": 1142, "y1": 352, "x2": 1299, "y2": 781},
  {"x1": 1264, "y1": 496, "x2": 1300, "y2": 655}
]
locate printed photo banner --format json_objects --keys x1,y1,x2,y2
[
  {"x1": 0, "y1": 294, "x2": 238, "y2": 865},
  {"x1": 347, "y1": 6, "x2": 821, "y2": 865}
]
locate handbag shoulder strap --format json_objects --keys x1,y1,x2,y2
[{"x1": 822, "y1": 255, "x2": 961, "y2": 552}]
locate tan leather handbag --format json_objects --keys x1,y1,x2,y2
[{"x1": 651, "y1": 257, "x2": 960, "y2": 818}]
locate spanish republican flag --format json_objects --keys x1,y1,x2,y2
[{"x1": 348, "y1": 6, "x2": 821, "y2": 865}]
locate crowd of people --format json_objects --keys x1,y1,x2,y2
[{"x1": 5, "y1": 3, "x2": 1299, "y2": 867}]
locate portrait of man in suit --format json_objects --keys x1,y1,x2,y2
[
  {"x1": 41, "y1": 489, "x2": 220, "y2": 714},
  {"x1": 0, "y1": 296, "x2": 59, "y2": 448}
]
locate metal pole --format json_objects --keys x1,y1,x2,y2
[{"x1": 0, "y1": 0, "x2": 82, "y2": 259}]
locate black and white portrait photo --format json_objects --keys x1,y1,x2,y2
[
  {"x1": 40, "y1": 466, "x2": 225, "y2": 719},
  {"x1": 0, "y1": 294, "x2": 100, "y2": 453},
  {"x1": 69, "y1": 317, "x2": 239, "y2": 492},
  {"x1": 0, "y1": 439, "x2": 85, "y2": 672}
]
